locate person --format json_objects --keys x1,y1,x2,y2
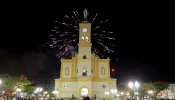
[
  {"x1": 83, "y1": 97, "x2": 90, "y2": 100},
  {"x1": 0, "y1": 96, "x2": 4, "y2": 100}
]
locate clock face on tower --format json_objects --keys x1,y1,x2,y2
[{"x1": 82, "y1": 28, "x2": 87, "y2": 33}]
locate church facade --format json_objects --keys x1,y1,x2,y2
[{"x1": 55, "y1": 11, "x2": 117, "y2": 99}]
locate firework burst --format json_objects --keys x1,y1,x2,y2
[{"x1": 45, "y1": 9, "x2": 115, "y2": 59}]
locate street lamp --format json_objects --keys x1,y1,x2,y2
[
  {"x1": 44, "y1": 91, "x2": 47, "y2": 95},
  {"x1": 36, "y1": 87, "x2": 43, "y2": 92},
  {"x1": 148, "y1": 90, "x2": 153, "y2": 99},
  {"x1": 52, "y1": 90, "x2": 59, "y2": 99},
  {"x1": 121, "y1": 92, "x2": 124, "y2": 95},
  {"x1": 35, "y1": 87, "x2": 43, "y2": 99},
  {"x1": 128, "y1": 81, "x2": 140, "y2": 100},
  {"x1": 111, "y1": 89, "x2": 117, "y2": 100},
  {"x1": 16, "y1": 88, "x2": 22, "y2": 92},
  {"x1": 135, "y1": 81, "x2": 139, "y2": 88},
  {"x1": 43, "y1": 92, "x2": 48, "y2": 99},
  {"x1": 148, "y1": 90, "x2": 153, "y2": 94},
  {"x1": 16, "y1": 88, "x2": 21, "y2": 97},
  {"x1": 119, "y1": 92, "x2": 124, "y2": 100},
  {"x1": 52, "y1": 90, "x2": 58, "y2": 94},
  {"x1": 104, "y1": 91, "x2": 109, "y2": 99},
  {"x1": 0, "y1": 80, "x2": 2, "y2": 95},
  {"x1": 128, "y1": 81, "x2": 139, "y2": 89}
]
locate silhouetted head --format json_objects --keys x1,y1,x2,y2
[{"x1": 83, "y1": 97, "x2": 90, "y2": 100}]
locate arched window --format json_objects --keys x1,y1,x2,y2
[
  {"x1": 83, "y1": 55, "x2": 87, "y2": 59},
  {"x1": 81, "y1": 88, "x2": 88, "y2": 97},
  {"x1": 81, "y1": 37, "x2": 84, "y2": 41},
  {"x1": 82, "y1": 67, "x2": 87, "y2": 77},
  {"x1": 85, "y1": 36, "x2": 88, "y2": 41},
  {"x1": 65, "y1": 67, "x2": 69, "y2": 76},
  {"x1": 101, "y1": 67, "x2": 105, "y2": 75},
  {"x1": 82, "y1": 69, "x2": 87, "y2": 77}
]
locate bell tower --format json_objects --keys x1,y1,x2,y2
[
  {"x1": 79, "y1": 22, "x2": 91, "y2": 44},
  {"x1": 77, "y1": 9, "x2": 93, "y2": 77},
  {"x1": 78, "y1": 9, "x2": 92, "y2": 59}
]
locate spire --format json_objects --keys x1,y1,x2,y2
[{"x1": 83, "y1": 9, "x2": 89, "y2": 21}]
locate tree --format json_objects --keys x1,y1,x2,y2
[
  {"x1": 1, "y1": 74, "x2": 35, "y2": 94},
  {"x1": 44, "y1": 88, "x2": 53, "y2": 95},
  {"x1": 118, "y1": 84, "x2": 128, "y2": 92},
  {"x1": 16, "y1": 80, "x2": 32, "y2": 91},
  {"x1": 3, "y1": 76, "x2": 19, "y2": 93},
  {"x1": 23, "y1": 84, "x2": 35, "y2": 94},
  {"x1": 137, "y1": 82, "x2": 169, "y2": 99},
  {"x1": 117, "y1": 84, "x2": 129, "y2": 99},
  {"x1": 152, "y1": 82, "x2": 169, "y2": 99},
  {"x1": 138, "y1": 82, "x2": 154, "y2": 99}
]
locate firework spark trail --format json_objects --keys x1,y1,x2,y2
[
  {"x1": 73, "y1": 11, "x2": 79, "y2": 22},
  {"x1": 64, "y1": 15, "x2": 72, "y2": 21},
  {"x1": 99, "y1": 31, "x2": 114, "y2": 34},
  {"x1": 91, "y1": 37, "x2": 115, "y2": 48},
  {"x1": 92, "y1": 26, "x2": 100, "y2": 31},
  {"x1": 55, "y1": 21, "x2": 75, "y2": 30},
  {"x1": 53, "y1": 27, "x2": 61, "y2": 30},
  {"x1": 57, "y1": 46, "x2": 69, "y2": 58},
  {"x1": 107, "y1": 42, "x2": 115, "y2": 47},
  {"x1": 58, "y1": 45, "x2": 66, "y2": 50},
  {"x1": 110, "y1": 49, "x2": 114, "y2": 53},
  {"x1": 73, "y1": 25, "x2": 78, "y2": 30},
  {"x1": 104, "y1": 37, "x2": 115, "y2": 40},
  {"x1": 56, "y1": 52, "x2": 63, "y2": 57},
  {"x1": 68, "y1": 39, "x2": 77, "y2": 43},
  {"x1": 69, "y1": 51, "x2": 75, "y2": 58},
  {"x1": 46, "y1": 10, "x2": 115, "y2": 59},
  {"x1": 69, "y1": 24, "x2": 78, "y2": 30},
  {"x1": 97, "y1": 41, "x2": 110, "y2": 53},
  {"x1": 92, "y1": 38, "x2": 103, "y2": 42},
  {"x1": 92, "y1": 34, "x2": 97, "y2": 36},
  {"x1": 92, "y1": 13, "x2": 98, "y2": 24},
  {"x1": 63, "y1": 22, "x2": 76, "y2": 29},
  {"x1": 97, "y1": 20, "x2": 108, "y2": 25},
  {"x1": 98, "y1": 51, "x2": 104, "y2": 58},
  {"x1": 56, "y1": 40, "x2": 64, "y2": 43},
  {"x1": 72, "y1": 16, "x2": 78, "y2": 24}
]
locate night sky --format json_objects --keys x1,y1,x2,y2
[{"x1": 0, "y1": 2, "x2": 174, "y2": 86}]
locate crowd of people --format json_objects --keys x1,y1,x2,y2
[{"x1": 0, "y1": 96, "x2": 91, "y2": 100}]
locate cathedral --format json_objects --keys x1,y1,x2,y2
[{"x1": 55, "y1": 9, "x2": 117, "y2": 99}]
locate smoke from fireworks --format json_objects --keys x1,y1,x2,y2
[{"x1": 45, "y1": 10, "x2": 115, "y2": 59}]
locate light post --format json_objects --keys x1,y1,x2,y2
[
  {"x1": 126, "y1": 93, "x2": 130, "y2": 99},
  {"x1": 16, "y1": 88, "x2": 21, "y2": 98},
  {"x1": 148, "y1": 90, "x2": 153, "y2": 99},
  {"x1": 0, "y1": 80, "x2": 2, "y2": 95},
  {"x1": 111, "y1": 89, "x2": 117, "y2": 100},
  {"x1": 128, "y1": 81, "x2": 139, "y2": 100},
  {"x1": 43, "y1": 91, "x2": 48, "y2": 99},
  {"x1": 120, "y1": 92, "x2": 124, "y2": 100},
  {"x1": 16, "y1": 88, "x2": 21, "y2": 92},
  {"x1": 52, "y1": 90, "x2": 59, "y2": 99},
  {"x1": 52, "y1": 90, "x2": 58, "y2": 94},
  {"x1": 148, "y1": 90, "x2": 153, "y2": 94},
  {"x1": 104, "y1": 91, "x2": 109, "y2": 100},
  {"x1": 34, "y1": 87, "x2": 43, "y2": 99},
  {"x1": 36, "y1": 87, "x2": 43, "y2": 92}
]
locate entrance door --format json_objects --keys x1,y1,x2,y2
[{"x1": 81, "y1": 88, "x2": 88, "y2": 98}]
